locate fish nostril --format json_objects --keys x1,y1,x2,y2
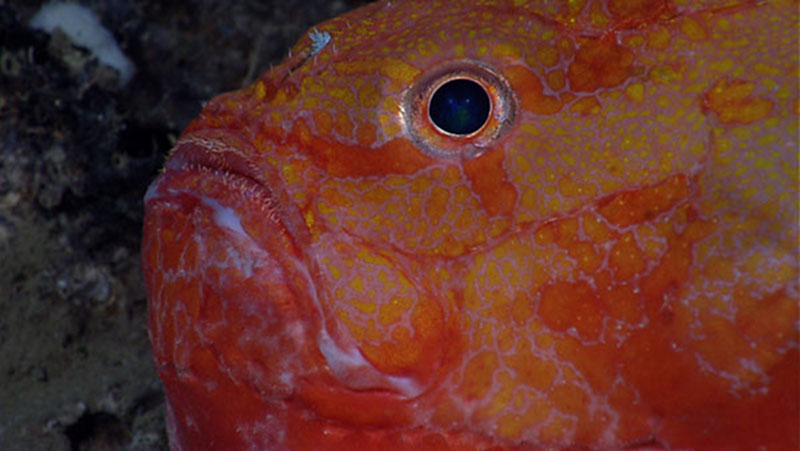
[{"x1": 428, "y1": 78, "x2": 491, "y2": 136}]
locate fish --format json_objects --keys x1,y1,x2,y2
[{"x1": 141, "y1": 0, "x2": 799, "y2": 449}]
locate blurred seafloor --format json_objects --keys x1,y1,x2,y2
[{"x1": 0, "y1": 0, "x2": 370, "y2": 448}]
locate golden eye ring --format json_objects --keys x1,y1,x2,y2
[{"x1": 402, "y1": 60, "x2": 517, "y2": 160}]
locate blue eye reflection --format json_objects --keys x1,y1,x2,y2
[{"x1": 428, "y1": 78, "x2": 490, "y2": 135}]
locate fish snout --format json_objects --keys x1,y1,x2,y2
[{"x1": 142, "y1": 130, "x2": 324, "y2": 446}]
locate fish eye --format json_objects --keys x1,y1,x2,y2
[
  {"x1": 428, "y1": 78, "x2": 491, "y2": 136},
  {"x1": 403, "y1": 61, "x2": 515, "y2": 159}
]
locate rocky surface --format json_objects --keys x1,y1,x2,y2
[{"x1": 0, "y1": 0, "x2": 367, "y2": 448}]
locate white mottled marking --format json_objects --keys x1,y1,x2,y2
[
  {"x1": 200, "y1": 196, "x2": 247, "y2": 237},
  {"x1": 318, "y1": 329, "x2": 424, "y2": 398}
]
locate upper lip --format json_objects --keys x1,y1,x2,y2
[{"x1": 156, "y1": 130, "x2": 312, "y2": 248}]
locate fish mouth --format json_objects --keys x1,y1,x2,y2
[
  {"x1": 145, "y1": 130, "x2": 428, "y2": 400},
  {"x1": 147, "y1": 130, "x2": 310, "y2": 248},
  {"x1": 145, "y1": 130, "x2": 317, "y2": 319},
  {"x1": 143, "y1": 128, "x2": 319, "y2": 365}
]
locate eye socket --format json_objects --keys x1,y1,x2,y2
[
  {"x1": 428, "y1": 78, "x2": 491, "y2": 136},
  {"x1": 403, "y1": 61, "x2": 515, "y2": 159}
]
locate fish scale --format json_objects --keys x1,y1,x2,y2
[{"x1": 142, "y1": 0, "x2": 798, "y2": 449}]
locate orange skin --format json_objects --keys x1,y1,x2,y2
[{"x1": 142, "y1": 0, "x2": 798, "y2": 449}]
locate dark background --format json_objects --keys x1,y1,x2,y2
[{"x1": 0, "y1": 0, "x2": 369, "y2": 448}]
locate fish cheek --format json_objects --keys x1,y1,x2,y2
[{"x1": 310, "y1": 236, "x2": 463, "y2": 391}]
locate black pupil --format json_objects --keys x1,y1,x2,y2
[{"x1": 428, "y1": 78, "x2": 490, "y2": 135}]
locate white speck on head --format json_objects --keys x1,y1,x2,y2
[
  {"x1": 308, "y1": 28, "x2": 331, "y2": 56},
  {"x1": 29, "y1": 2, "x2": 134, "y2": 85}
]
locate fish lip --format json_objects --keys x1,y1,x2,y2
[
  {"x1": 149, "y1": 130, "x2": 311, "y2": 248},
  {"x1": 144, "y1": 130, "x2": 316, "y2": 305},
  {"x1": 160, "y1": 133, "x2": 276, "y2": 202}
]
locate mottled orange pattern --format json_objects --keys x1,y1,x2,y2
[{"x1": 142, "y1": 0, "x2": 798, "y2": 449}]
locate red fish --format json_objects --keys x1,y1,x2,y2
[{"x1": 142, "y1": 0, "x2": 799, "y2": 449}]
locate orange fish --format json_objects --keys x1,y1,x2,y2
[{"x1": 142, "y1": 0, "x2": 799, "y2": 449}]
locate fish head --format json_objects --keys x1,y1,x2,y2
[{"x1": 142, "y1": 0, "x2": 798, "y2": 448}]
